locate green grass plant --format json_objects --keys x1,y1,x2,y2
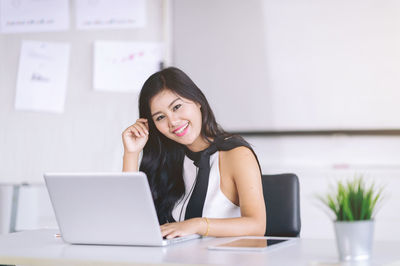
[{"x1": 319, "y1": 176, "x2": 383, "y2": 221}]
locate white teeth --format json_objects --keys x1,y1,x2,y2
[{"x1": 175, "y1": 123, "x2": 189, "y2": 134}]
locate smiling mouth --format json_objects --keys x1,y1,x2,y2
[{"x1": 173, "y1": 122, "x2": 189, "y2": 135}]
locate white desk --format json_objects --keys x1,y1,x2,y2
[{"x1": 0, "y1": 229, "x2": 399, "y2": 266}]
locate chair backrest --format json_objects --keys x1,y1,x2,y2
[{"x1": 261, "y1": 173, "x2": 301, "y2": 237}]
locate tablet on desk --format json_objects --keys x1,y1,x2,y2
[{"x1": 208, "y1": 237, "x2": 296, "y2": 252}]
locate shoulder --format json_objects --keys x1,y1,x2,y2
[
  {"x1": 222, "y1": 146, "x2": 255, "y2": 160},
  {"x1": 220, "y1": 146, "x2": 258, "y2": 173},
  {"x1": 216, "y1": 135, "x2": 256, "y2": 163}
]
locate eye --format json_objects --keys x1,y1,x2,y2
[
  {"x1": 155, "y1": 115, "x2": 165, "y2": 121},
  {"x1": 172, "y1": 104, "x2": 182, "y2": 111}
]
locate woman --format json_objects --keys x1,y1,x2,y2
[{"x1": 122, "y1": 67, "x2": 265, "y2": 239}]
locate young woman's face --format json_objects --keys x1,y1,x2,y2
[{"x1": 150, "y1": 89, "x2": 207, "y2": 151}]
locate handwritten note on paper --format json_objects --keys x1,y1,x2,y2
[
  {"x1": 75, "y1": 0, "x2": 146, "y2": 30},
  {"x1": 15, "y1": 41, "x2": 70, "y2": 113},
  {"x1": 0, "y1": 0, "x2": 69, "y2": 33},
  {"x1": 93, "y1": 41, "x2": 163, "y2": 93}
]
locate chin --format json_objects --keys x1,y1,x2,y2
[
  {"x1": 167, "y1": 132, "x2": 197, "y2": 146},
  {"x1": 173, "y1": 136, "x2": 196, "y2": 146}
]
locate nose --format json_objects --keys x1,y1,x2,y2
[{"x1": 167, "y1": 113, "x2": 180, "y2": 128}]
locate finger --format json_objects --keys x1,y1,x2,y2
[
  {"x1": 166, "y1": 231, "x2": 182, "y2": 239},
  {"x1": 123, "y1": 126, "x2": 134, "y2": 135},
  {"x1": 122, "y1": 127, "x2": 136, "y2": 138},
  {"x1": 160, "y1": 224, "x2": 169, "y2": 231},
  {"x1": 137, "y1": 118, "x2": 148, "y2": 123},
  {"x1": 129, "y1": 125, "x2": 142, "y2": 138},
  {"x1": 161, "y1": 227, "x2": 174, "y2": 237},
  {"x1": 160, "y1": 221, "x2": 173, "y2": 227},
  {"x1": 160, "y1": 221, "x2": 178, "y2": 230},
  {"x1": 135, "y1": 122, "x2": 149, "y2": 135},
  {"x1": 138, "y1": 119, "x2": 149, "y2": 129},
  {"x1": 133, "y1": 124, "x2": 149, "y2": 137},
  {"x1": 136, "y1": 119, "x2": 149, "y2": 131},
  {"x1": 160, "y1": 224, "x2": 169, "y2": 229}
]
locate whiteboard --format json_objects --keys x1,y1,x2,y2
[{"x1": 173, "y1": 0, "x2": 400, "y2": 131}]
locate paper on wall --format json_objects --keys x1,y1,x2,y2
[
  {"x1": 75, "y1": 0, "x2": 146, "y2": 30},
  {"x1": 93, "y1": 41, "x2": 163, "y2": 92},
  {"x1": 0, "y1": 0, "x2": 69, "y2": 33},
  {"x1": 15, "y1": 41, "x2": 70, "y2": 114}
]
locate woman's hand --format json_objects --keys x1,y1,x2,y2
[
  {"x1": 122, "y1": 118, "x2": 149, "y2": 154},
  {"x1": 160, "y1": 218, "x2": 205, "y2": 239}
]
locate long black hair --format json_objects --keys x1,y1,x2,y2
[{"x1": 138, "y1": 67, "x2": 227, "y2": 224}]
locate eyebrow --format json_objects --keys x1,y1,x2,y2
[{"x1": 151, "y1": 97, "x2": 181, "y2": 117}]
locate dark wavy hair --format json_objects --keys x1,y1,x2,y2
[{"x1": 138, "y1": 67, "x2": 227, "y2": 224}]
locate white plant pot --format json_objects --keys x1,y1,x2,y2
[{"x1": 334, "y1": 220, "x2": 374, "y2": 261}]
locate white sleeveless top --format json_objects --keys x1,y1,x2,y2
[{"x1": 172, "y1": 152, "x2": 241, "y2": 222}]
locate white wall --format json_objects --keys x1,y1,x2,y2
[
  {"x1": 0, "y1": 185, "x2": 13, "y2": 233},
  {"x1": 173, "y1": 0, "x2": 400, "y2": 131},
  {"x1": 0, "y1": 0, "x2": 163, "y2": 184},
  {"x1": 247, "y1": 135, "x2": 400, "y2": 240}
]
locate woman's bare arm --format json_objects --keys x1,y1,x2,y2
[
  {"x1": 121, "y1": 118, "x2": 149, "y2": 172},
  {"x1": 161, "y1": 147, "x2": 266, "y2": 238},
  {"x1": 122, "y1": 152, "x2": 140, "y2": 172}
]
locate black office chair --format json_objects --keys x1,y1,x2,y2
[{"x1": 261, "y1": 173, "x2": 301, "y2": 237}]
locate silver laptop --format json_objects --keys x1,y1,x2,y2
[{"x1": 44, "y1": 172, "x2": 200, "y2": 246}]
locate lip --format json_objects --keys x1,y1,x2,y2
[
  {"x1": 175, "y1": 124, "x2": 189, "y2": 137},
  {"x1": 172, "y1": 122, "x2": 189, "y2": 133}
]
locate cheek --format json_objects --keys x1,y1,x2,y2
[
  {"x1": 190, "y1": 109, "x2": 203, "y2": 130},
  {"x1": 154, "y1": 123, "x2": 163, "y2": 133},
  {"x1": 155, "y1": 121, "x2": 169, "y2": 134}
]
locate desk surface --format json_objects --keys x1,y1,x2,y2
[{"x1": 0, "y1": 229, "x2": 399, "y2": 266}]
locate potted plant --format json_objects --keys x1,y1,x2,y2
[{"x1": 318, "y1": 176, "x2": 384, "y2": 261}]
